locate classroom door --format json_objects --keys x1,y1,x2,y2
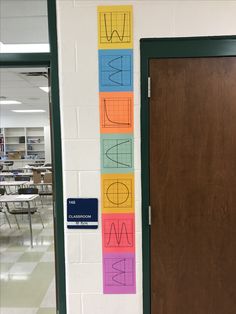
[{"x1": 149, "y1": 58, "x2": 236, "y2": 314}]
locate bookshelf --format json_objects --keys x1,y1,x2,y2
[
  {"x1": 0, "y1": 127, "x2": 45, "y2": 161},
  {"x1": 0, "y1": 128, "x2": 4, "y2": 158}
]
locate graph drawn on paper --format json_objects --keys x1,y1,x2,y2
[
  {"x1": 103, "y1": 253, "x2": 136, "y2": 293},
  {"x1": 100, "y1": 11, "x2": 131, "y2": 44},
  {"x1": 102, "y1": 214, "x2": 135, "y2": 252},
  {"x1": 100, "y1": 54, "x2": 131, "y2": 87},
  {"x1": 100, "y1": 92, "x2": 133, "y2": 133},
  {"x1": 99, "y1": 49, "x2": 133, "y2": 92},
  {"x1": 102, "y1": 174, "x2": 134, "y2": 213},
  {"x1": 103, "y1": 138, "x2": 133, "y2": 169},
  {"x1": 101, "y1": 135, "x2": 133, "y2": 173},
  {"x1": 98, "y1": 6, "x2": 133, "y2": 49}
]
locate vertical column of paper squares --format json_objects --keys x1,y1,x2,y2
[{"x1": 98, "y1": 5, "x2": 135, "y2": 295}]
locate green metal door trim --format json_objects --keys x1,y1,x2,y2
[
  {"x1": 0, "y1": 1, "x2": 67, "y2": 313},
  {"x1": 47, "y1": 1, "x2": 66, "y2": 313},
  {"x1": 0, "y1": 53, "x2": 50, "y2": 67},
  {"x1": 141, "y1": 35, "x2": 236, "y2": 314}
]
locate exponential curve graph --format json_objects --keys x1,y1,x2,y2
[{"x1": 100, "y1": 92, "x2": 133, "y2": 133}]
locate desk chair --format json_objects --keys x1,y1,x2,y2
[
  {"x1": 39, "y1": 172, "x2": 53, "y2": 205},
  {"x1": 44, "y1": 163, "x2": 52, "y2": 167},
  {"x1": 0, "y1": 188, "x2": 11, "y2": 228},
  {"x1": 32, "y1": 170, "x2": 41, "y2": 184},
  {"x1": 7, "y1": 188, "x2": 44, "y2": 229},
  {"x1": 12, "y1": 176, "x2": 31, "y2": 194}
]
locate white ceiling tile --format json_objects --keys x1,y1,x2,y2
[
  {"x1": 0, "y1": 16, "x2": 49, "y2": 44},
  {"x1": 0, "y1": 67, "x2": 49, "y2": 112},
  {"x1": 0, "y1": 0, "x2": 47, "y2": 18}
]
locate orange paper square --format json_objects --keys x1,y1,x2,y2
[{"x1": 100, "y1": 92, "x2": 134, "y2": 134}]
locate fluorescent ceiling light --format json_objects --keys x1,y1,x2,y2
[
  {"x1": 39, "y1": 86, "x2": 49, "y2": 93},
  {"x1": 0, "y1": 42, "x2": 50, "y2": 53},
  {"x1": 0, "y1": 100, "x2": 21, "y2": 105},
  {"x1": 12, "y1": 110, "x2": 46, "y2": 113}
]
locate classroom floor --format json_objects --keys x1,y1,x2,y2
[{"x1": 0, "y1": 203, "x2": 56, "y2": 314}]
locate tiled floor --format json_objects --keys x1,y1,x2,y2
[{"x1": 0, "y1": 203, "x2": 56, "y2": 314}]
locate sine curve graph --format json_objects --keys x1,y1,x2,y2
[{"x1": 102, "y1": 214, "x2": 135, "y2": 253}]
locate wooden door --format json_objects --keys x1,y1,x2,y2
[{"x1": 150, "y1": 58, "x2": 236, "y2": 314}]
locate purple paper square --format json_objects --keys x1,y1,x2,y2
[{"x1": 103, "y1": 252, "x2": 136, "y2": 294}]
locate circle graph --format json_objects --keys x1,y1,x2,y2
[{"x1": 106, "y1": 181, "x2": 129, "y2": 206}]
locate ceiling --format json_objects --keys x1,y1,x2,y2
[
  {"x1": 0, "y1": 1, "x2": 49, "y2": 120},
  {"x1": 0, "y1": 0, "x2": 48, "y2": 44},
  {"x1": 0, "y1": 67, "x2": 49, "y2": 116}
]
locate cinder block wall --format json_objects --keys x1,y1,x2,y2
[{"x1": 56, "y1": 1, "x2": 236, "y2": 313}]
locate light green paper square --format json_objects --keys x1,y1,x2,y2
[{"x1": 101, "y1": 134, "x2": 134, "y2": 174}]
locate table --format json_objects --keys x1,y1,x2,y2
[
  {"x1": 0, "y1": 194, "x2": 39, "y2": 248},
  {"x1": 24, "y1": 166, "x2": 52, "y2": 171},
  {"x1": 0, "y1": 172, "x2": 47, "y2": 179},
  {"x1": 0, "y1": 181, "x2": 28, "y2": 187},
  {"x1": 0, "y1": 181, "x2": 29, "y2": 194},
  {"x1": 0, "y1": 172, "x2": 33, "y2": 178},
  {"x1": 27, "y1": 181, "x2": 52, "y2": 186}
]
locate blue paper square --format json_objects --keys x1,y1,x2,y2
[{"x1": 99, "y1": 49, "x2": 133, "y2": 92}]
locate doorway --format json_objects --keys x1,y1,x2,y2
[
  {"x1": 0, "y1": 66, "x2": 56, "y2": 313},
  {"x1": 141, "y1": 37, "x2": 236, "y2": 314}
]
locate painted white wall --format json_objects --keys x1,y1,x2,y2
[
  {"x1": 56, "y1": 1, "x2": 236, "y2": 313},
  {"x1": 0, "y1": 111, "x2": 49, "y2": 128},
  {"x1": 44, "y1": 125, "x2": 52, "y2": 163}
]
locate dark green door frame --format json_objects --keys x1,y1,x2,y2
[
  {"x1": 0, "y1": 1, "x2": 66, "y2": 313},
  {"x1": 141, "y1": 35, "x2": 236, "y2": 314}
]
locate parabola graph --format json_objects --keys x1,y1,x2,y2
[
  {"x1": 104, "y1": 257, "x2": 134, "y2": 286},
  {"x1": 103, "y1": 138, "x2": 132, "y2": 169},
  {"x1": 104, "y1": 179, "x2": 132, "y2": 208},
  {"x1": 102, "y1": 96, "x2": 132, "y2": 128},
  {"x1": 99, "y1": 11, "x2": 131, "y2": 44},
  {"x1": 104, "y1": 218, "x2": 134, "y2": 248},
  {"x1": 101, "y1": 55, "x2": 131, "y2": 87}
]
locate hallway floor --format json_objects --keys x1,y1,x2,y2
[{"x1": 0, "y1": 204, "x2": 56, "y2": 314}]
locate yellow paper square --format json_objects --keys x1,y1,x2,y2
[
  {"x1": 98, "y1": 5, "x2": 133, "y2": 49},
  {"x1": 101, "y1": 173, "x2": 134, "y2": 213}
]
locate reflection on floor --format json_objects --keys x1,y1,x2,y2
[{"x1": 0, "y1": 204, "x2": 56, "y2": 314}]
